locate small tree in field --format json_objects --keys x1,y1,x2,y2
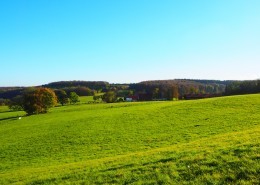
[
  {"x1": 23, "y1": 88, "x2": 57, "y2": 115},
  {"x1": 102, "y1": 91, "x2": 117, "y2": 103},
  {"x1": 69, "y1": 92, "x2": 79, "y2": 104},
  {"x1": 93, "y1": 94, "x2": 102, "y2": 102},
  {"x1": 55, "y1": 89, "x2": 69, "y2": 106}
]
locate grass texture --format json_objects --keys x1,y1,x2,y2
[{"x1": 0, "y1": 94, "x2": 259, "y2": 184}]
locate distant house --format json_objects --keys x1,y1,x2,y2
[
  {"x1": 126, "y1": 98, "x2": 132, "y2": 102},
  {"x1": 125, "y1": 95, "x2": 138, "y2": 102}
]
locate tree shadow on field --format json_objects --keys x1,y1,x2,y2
[
  {"x1": 0, "y1": 110, "x2": 13, "y2": 114},
  {"x1": 0, "y1": 116, "x2": 23, "y2": 122}
]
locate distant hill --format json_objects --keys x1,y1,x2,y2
[
  {"x1": 130, "y1": 79, "x2": 229, "y2": 97},
  {"x1": 0, "y1": 87, "x2": 25, "y2": 100},
  {"x1": 0, "y1": 81, "x2": 109, "y2": 99},
  {"x1": 1, "y1": 79, "x2": 259, "y2": 100},
  {"x1": 42, "y1": 81, "x2": 109, "y2": 90}
]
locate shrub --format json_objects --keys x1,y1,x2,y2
[
  {"x1": 102, "y1": 91, "x2": 117, "y2": 103},
  {"x1": 69, "y1": 92, "x2": 80, "y2": 104}
]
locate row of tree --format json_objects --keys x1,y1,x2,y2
[
  {"x1": 0, "y1": 79, "x2": 229, "y2": 101},
  {"x1": 54, "y1": 90, "x2": 79, "y2": 106},
  {"x1": 225, "y1": 80, "x2": 260, "y2": 95},
  {"x1": 43, "y1": 81, "x2": 109, "y2": 90},
  {"x1": 1, "y1": 79, "x2": 259, "y2": 108},
  {"x1": 130, "y1": 80, "x2": 226, "y2": 99},
  {"x1": 9, "y1": 88, "x2": 80, "y2": 115}
]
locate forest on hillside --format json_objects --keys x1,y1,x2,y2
[{"x1": 0, "y1": 79, "x2": 259, "y2": 105}]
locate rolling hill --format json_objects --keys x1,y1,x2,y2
[{"x1": 0, "y1": 94, "x2": 259, "y2": 184}]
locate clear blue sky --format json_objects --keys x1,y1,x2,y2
[{"x1": 0, "y1": 0, "x2": 259, "y2": 86}]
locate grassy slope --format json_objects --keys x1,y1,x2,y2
[{"x1": 0, "y1": 94, "x2": 259, "y2": 184}]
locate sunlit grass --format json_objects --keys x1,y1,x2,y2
[
  {"x1": 78, "y1": 95, "x2": 94, "y2": 103},
  {"x1": 0, "y1": 94, "x2": 259, "y2": 184}
]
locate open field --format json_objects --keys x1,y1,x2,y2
[
  {"x1": 79, "y1": 94, "x2": 104, "y2": 104},
  {"x1": 79, "y1": 96, "x2": 94, "y2": 103},
  {"x1": 0, "y1": 94, "x2": 259, "y2": 184}
]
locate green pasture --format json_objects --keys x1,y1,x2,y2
[
  {"x1": 78, "y1": 94, "x2": 104, "y2": 103},
  {"x1": 0, "y1": 94, "x2": 259, "y2": 184},
  {"x1": 78, "y1": 96, "x2": 94, "y2": 103}
]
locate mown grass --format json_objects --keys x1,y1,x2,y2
[{"x1": 0, "y1": 94, "x2": 259, "y2": 184}]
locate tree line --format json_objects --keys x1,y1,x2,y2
[
  {"x1": 128, "y1": 79, "x2": 226, "y2": 100},
  {"x1": 225, "y1": 80, "x2": 260, "y2": 95},
  {"x1": 1, "y1": 79, "x2": 259, "y2": 108},
  {"x1": 8, "y1": 88, "x2": 80, "y2": 114},
  {"x1": 43, "y1": 81, "x2": 109, "y2": 90}
]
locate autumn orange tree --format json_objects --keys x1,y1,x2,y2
[{"x1": 23, "y1": 88, "x2": 57, "y2": 115}]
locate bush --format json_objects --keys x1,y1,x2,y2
[
  {"x1": 117, "y1": 97, "x2": 124, "y2": 102},
  {"x1": 102, "y1": 91, "x2": 117, "y2": 103},
  {"x1": 69, "y1": 92, "x2": 80, "y2": 104}
]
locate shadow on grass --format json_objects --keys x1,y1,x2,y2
[
  {"x1": 0, "y1": 110, "x2": 13, "y2": 114},
  {"x1": 0, "y1": 109, "x2": 24, "y2": 114},
  {"x1": 0, "y1": 116, "x2": 23, "y2": 122}
]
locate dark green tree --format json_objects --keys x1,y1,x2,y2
[
  {"x1": 0, "y1": 98, "x2": 10, "y2": 106},
  {"x1": 93, "y1": 94, "x2": 102, "y2": 102},
  {"x1": 8, "y1": 95, "x2": 24, "y2": 111},
  {"x1": 102, "y1": 91, "x2": 117, "y2": 103},
  {"x1": 55, "y1": 89, "x2": 69, "y2": 106},
  {"x1": 69, "y1": 92, "x2": 79, "y2": 104},
  {"x1": 152, "y1": 88, "x2": 159, "y2": 99}
]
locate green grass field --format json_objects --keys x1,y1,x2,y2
[
  {"x1": 78, "y1": 94, "x2": 104, "y2": 104},
  {"x1": 0, "y1": 94, "x2": 259, "y2": 184},
  {"x1": 79, "y1": 96, "x2": 94, "y2": 103}
]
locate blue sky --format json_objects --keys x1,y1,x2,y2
[{"x1": 0, "y1": 0, "x2": 259, "y2": 86}]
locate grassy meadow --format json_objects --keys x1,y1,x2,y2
[
  {"x1": 78, "y1": 96, "x2": 94, "y2": 103},
  {"x1": 0, "y1": 94, "x2": 259, "y2": 184}
]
